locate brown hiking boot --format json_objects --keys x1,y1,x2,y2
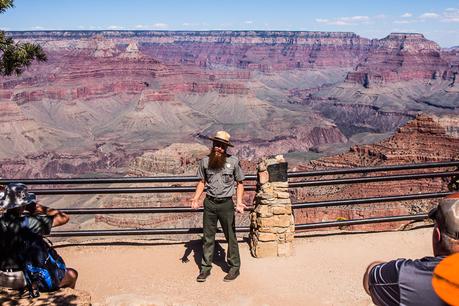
[
  {"x1": 196, "y1": 271, "x2": 210, "y2": 282},
  {"x1": 223, "y1": 270, "x2": 239, "y2": 282}
]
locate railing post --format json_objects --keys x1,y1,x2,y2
[{"x1": 249, "y1": 155, "x2": 295, "y2": 257}]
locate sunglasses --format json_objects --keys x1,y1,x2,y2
[{"x1": 213, "y1": 142, "x2": 228, "y2": 149}]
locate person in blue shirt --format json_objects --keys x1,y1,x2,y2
[{"x1": 0, "y1": 183, "x2": 78, "y2": 290}]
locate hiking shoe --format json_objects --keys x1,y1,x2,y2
[
  {"x1": 223, "y1": 270, "x2": 240, "y2": 282},
  {"x1": 196, "y1": 271, "x2": 210, "y2": 282}
]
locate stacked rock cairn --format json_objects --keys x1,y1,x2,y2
[{"x1": 249, "y1": 155, "x2": 295, "y2": 257}]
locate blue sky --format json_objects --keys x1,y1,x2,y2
[{"x1": 2, "y1": 0, "x2": 459, "y2": 47}]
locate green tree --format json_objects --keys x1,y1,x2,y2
[{"x1": 0, "y1": 0, "x2": 46, "y2": 76}]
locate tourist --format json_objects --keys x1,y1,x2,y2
[
  {"x1": 0, "y1": 183, "x2": 78, "y2": 290},
  {"x1": 363, "y1": 193, "x2": 459, "y2": 305}
]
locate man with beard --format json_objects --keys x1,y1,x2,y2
[{"x1": 191, "y1": 131, "x2": 246, "y2": 282}]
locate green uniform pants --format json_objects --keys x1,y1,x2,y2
[{"x1": 201, "y1": 197, "x2": 240, "y2": 273}]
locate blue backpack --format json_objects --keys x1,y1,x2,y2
[{"x1": 21, "y1": 235, "x2": 66, "y2": 297}]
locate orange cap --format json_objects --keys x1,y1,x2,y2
[{"x1": 432, "y1": 253, "x2": 459, "y2": 305}]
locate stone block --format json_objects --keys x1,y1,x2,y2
[
  {"x1": 257, "y1": 216, "x2": 276, "y2": 227},
  {"x1": 257, "y1": 192, "x2": 275, "y2": 201},
  {"x1": 257, "y1": 215, "x2": 291, "y2": 227},
  {"x1": 257, "y1": 232, "x2": 278, "y2": 242},
  {"x1": 256, "y1": 205, "x2": 273, "y2": 217},
  {"x1": 274, "y1": 226, "x2": 288, "y2": 233},
  {"x1": 258, "y1": 226, "x2": 274, "y2": 233},
  {"x1": 272, "y1": 206, "x2": 291, "y2": 215},
  {"x1": 253, "y1": 241, "x2": 278, "y2": 258},
  {"x1": 271, "y1": 198, "x2": 292, "y2": 205},
  {"x1": 273, "y1": 187, "x2": 289, "y2": 193},
  {"x1": 275, "y1": 191, "x2": 290, "y2": 199},
  {"x1": 275, "y1": 155, "x2": 285, "y2": 163},
  {"x1": 271, "y1": 182, "x2": 289, "y2": 188},
  {"x1": 278, "y1": 215, "x2": 292, "y2": 227},
  {"x1": 258, "y1": 160, "x2": 267, "y2": 171},
  {"x1": 259, "y1": 170, "x2": 269, "y2": 184},
  {"x1": 277, "y1": 242, "x2": 294, "y2": 257},
  {"x1": 261, "y1": 183, "x2": 273, "y2": 193},
  {"x1": 260, "y1": 198, "x2": 276, "y2": 205}
]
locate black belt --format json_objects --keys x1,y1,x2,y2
[{"x1": 206, "y1": 195, "x2": 232, "y2": 203}]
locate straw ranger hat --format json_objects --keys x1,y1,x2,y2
[{"x1": 208, "y1": 130, "x2": 234, "y2": 147}]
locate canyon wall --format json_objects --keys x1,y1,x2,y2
[{"x1": 1, "y1": 31, "x2": 458, "y2": 180}]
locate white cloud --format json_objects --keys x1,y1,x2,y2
[
  {"x1": 419, "y1": 12, "x2": 440, "y2": 19},
  {"x1": 401, "y1": 13, "x2": 412, "y2": 18},
  {"x1": 31, "y1": 26, "x2": 45, "y2": 30},
  {"x1": 443, "y1": 8, "x2": 459, "y2": 22},
  {"x1": 244, "y1": 20, "x2": 253, "y2": 24},
  {"x1": 152, "y1": 23, "x2": 168, "y2": 29},
  {"x1": 315, "y1": 15, "x2": 370, "y2": 26},
  {"x1": 393, "y1": 20, "x2": 416, "y2": 24},
  {"x1": 108, "y1": 25, "x2": 124, "y2": 30},
  {"x1": 135, "y1": 24, "x2": 146, "y2": 29}
]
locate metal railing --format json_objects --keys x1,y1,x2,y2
[{"x1": 2, "y1": 160, "x2": 457, "y2": 237}]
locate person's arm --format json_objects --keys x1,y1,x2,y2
[
  {"x1": 235, "y1": 181, "x2": 246, "y2": 213},
  {"x1": 191, "y1": 180, "x2": 205, "y2": 209},
  {"x1": 363, "y1": 261, "x2": 384, "y2": 294},
  {"x1": 33, "y1": 202, "x2": 69, "y2": 227},
  {"x1": 363, "y1": 259, "x2": 403, "y2": 306}
]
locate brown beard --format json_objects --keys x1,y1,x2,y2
[{"x1": 208, "y1": 149, "x2": 227, "y2": 170}]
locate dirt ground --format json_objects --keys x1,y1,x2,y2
[{"x1": 55, "y1": 227, "x2": 434, "y2": 306}]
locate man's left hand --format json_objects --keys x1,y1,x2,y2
[{"x1": 235, "y1": 202, "x2": 247, "y2": 213}]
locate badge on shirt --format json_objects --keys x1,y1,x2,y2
[{"x1": 225, "y1": 163, "x2": 231, "y2": 168}]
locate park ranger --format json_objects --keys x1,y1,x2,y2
[{"x1": 191, "y1": 131, "x2": 246, "y2": 282}]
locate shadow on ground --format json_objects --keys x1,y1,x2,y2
[
  {"x1": 0, "y1": 287, "x2": 90, "y2": 306},
  {"x1": 180, "y1": 239, "x2": 229, "y2": 272}
]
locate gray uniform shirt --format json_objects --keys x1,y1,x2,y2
[{"x1": 197, "y1": 155, "x2": 245, "y2": 198}]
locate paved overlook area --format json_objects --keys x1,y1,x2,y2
[{"x1": 1, "y1": 226, "x2": 434, "y2": 306}]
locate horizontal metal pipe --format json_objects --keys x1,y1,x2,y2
[
  {"x1": 49, "y1": 214, "x2": 428, "y2": 237},
  {"x1": 62, "y1": 206, "x2": 255, "y2": 214},
  {"x1": 3, "y1": 161, "x2": 457, "y2": 185},
  {"x1": 55, "y1": 192, "x2": 450, "y2": 215},
  {"x1": 49, "y1": 226, "x2": 251, "y2": 237},
  {"x1": 295, "y1": 213, "x2": 428, "y2": 230},
  {"x1": 29, "y1": 171, "x2": 457, "y2": 195},
  {"x1": 292, "y1": 191, "x2": 454, "y2": 209},
  {"x1": 289, "y1": 171, "x2": 459, "y2": 188},
  {"x1": 0, "y1": 174, "x2": 257, "y2": 185},
  {"x1": 287, "y1": 160, "x2": 459, "y2": 178},
  {"x1": 63, "y1": 207, "x2": 204, "y2": 214},
  {"x1": 31, "y1": 185, "x2": 257, "y2": 195}
]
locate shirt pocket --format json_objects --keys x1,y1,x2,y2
[{"x1": 222, "y1": 169, "x2": 234, "y2": 184}]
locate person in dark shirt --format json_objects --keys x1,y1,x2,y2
[
  {"x1": 0, "y1": 183, "x2": 78, "y2": 289},
  {"x1": 363, "y1": 193, "x2": 459, "y2": 306}
]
